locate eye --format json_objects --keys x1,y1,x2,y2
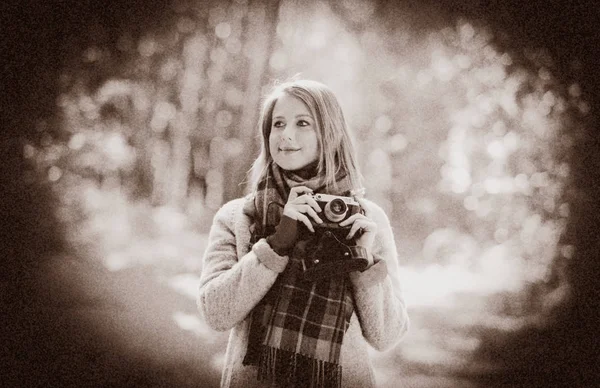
[
  {"x1": 297, "y1": 120, "x2": 310, "y2": 127},
  {"x1": 272, "y1": 120, "x2": 285, "y2": 128}
]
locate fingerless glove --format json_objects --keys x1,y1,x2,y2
[{"x1": 265, "y1": 215, "x2": 298, "y2": 256}]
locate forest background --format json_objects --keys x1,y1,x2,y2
[{"x1": 1, "y1": 0, "x2": 599, "y2": 387}]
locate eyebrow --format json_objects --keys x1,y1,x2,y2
[{"x1": 272, "y1": 114, "x2": 313, "y2": 120}]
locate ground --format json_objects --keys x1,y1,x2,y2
[{"x1": 2, "y1": 251, "x2": 510, "y2": 388}]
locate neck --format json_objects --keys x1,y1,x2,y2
[{"x1": 290, "y1": 160, "x2": 319, "y2": 180}]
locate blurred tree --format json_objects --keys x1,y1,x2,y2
[
  {"x1": 36, "y1": 0, "x2": 286, "y2": 213},
  {"x1": 10, "y1": 0, "x2": 599, "y2": 386},
  {"x1": 33, "y1": 1, "x2": 584, "y2": 304},
  {"x1": 223, "y1": 0, "x2": 281, "y2": 200}
]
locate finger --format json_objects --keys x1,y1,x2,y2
[
  {"x1": 346, "y1": 220, "x2": 366, "y2": 240},
  {"x1": 296, "y1": 194, "x2": 322, "y2": 213},
  {"x1": 296, "y1": 213, "x2": 315, "y2": 233},
  {"x1": 338, "y1": 213, "x2": 365, "y2": 227},
  {"x1": 346, "y1": 219, "x2": 377, "y2": 240},
  {"x1": 297, "y1": 204, "x2": 322, "y2": 224},
  {"x1": 355, "y1": 197, "x2": 369, "y2": 216},
  {"x1": 289, "y1": 186, "x2": 314, "y2": 201},
  {"x1": 283, "y1": 208, "x2": 315, "y2": 231}
]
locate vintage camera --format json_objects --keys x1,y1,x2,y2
[
  {"x1": 309, "y1": 193, "x2": 361, "y2": 230},
  {"x1": 300, "y1": 193, "x2": 369, "y2": 281}
]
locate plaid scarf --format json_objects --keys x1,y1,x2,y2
[{"x1": 243, "y1": 162, "x2": 356, "y2": 388}]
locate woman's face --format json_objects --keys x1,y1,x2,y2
[{"x1": 269, "y1": 93, "x2": 319, "y2": 171}]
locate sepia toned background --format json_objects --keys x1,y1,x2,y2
[{"x1": 2, "y1": 0, "x2": 599, "y2": 387}]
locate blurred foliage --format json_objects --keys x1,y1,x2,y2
[{"x1": 24, "y1": 0, "x2": 592, "y2": 378}]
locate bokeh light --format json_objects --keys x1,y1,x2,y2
[{"x1": 16, "y1": 0, "x2": 595, "y2": 387}]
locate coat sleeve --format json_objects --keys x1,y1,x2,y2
[
  {"x1": 348, "y1": 201, "x2": 410, "y2": 351},
  {"x1": 197, "y1": 199, "x2": 289, "y2": 332}
]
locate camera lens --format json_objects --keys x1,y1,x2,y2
[
  {"x1": 330, "y1": 199, "x2": 345, "y2": 215},
  {"x1": 324, "y1": 198, "x2": 347, "y2": 222}
]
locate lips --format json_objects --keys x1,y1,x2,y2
[{"x1": 279, "y1": 148, "x2": 300, "y2": 152}]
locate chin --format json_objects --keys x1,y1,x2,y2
[
  {"x1": 274, "y1": 158, "x2": 308, "y2": 172},
  {"x1": 275, "y1": 162, "x2": 301, "y2": 171}
]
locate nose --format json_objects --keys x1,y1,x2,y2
[{"x1": 281, "y1": 125, "x2": 294, "y2": 141}]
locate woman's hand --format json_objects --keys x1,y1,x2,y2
[
  {"x1": 282, "y1": 186, "x2": 323, "y2": 233},
  {"x1": 339, "y1": 197, "x2": 377, "y2": 252}
]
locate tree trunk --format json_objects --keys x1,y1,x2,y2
[
  {"x1": 168, "y1": 32, "x2": 209, "y2": 208},
  {"x1": 223, "y1": 0, "x2": 281, "y2": 201}
]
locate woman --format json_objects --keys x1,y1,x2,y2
[{"x1": 198, "y1": 79, "x2": 409, "y2": 388}]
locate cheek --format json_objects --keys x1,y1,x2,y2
[
  {"x1": 268, "y1": 132, "x2": 278, "y2": 151},
  {"x1": 308, "y1": 133, "x2": 320, "y2": 154}
]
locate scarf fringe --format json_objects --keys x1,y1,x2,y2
[{"x1": 252, "y1": 345, "x2": 342, "y2": 388}]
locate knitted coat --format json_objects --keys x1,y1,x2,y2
[{"x1": 198, "y1": 195, "x2": 409, "y2": 388}]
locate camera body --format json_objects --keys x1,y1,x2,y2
[
  {"x1": 309, "y1": 193, "x2": 361, "y2": 230},
  {"x1": 299, "y1": 193, "x2": 368, "y2": 281}
]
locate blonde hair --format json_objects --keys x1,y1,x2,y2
[{"x1": 250, "y1": 79, "x2": 363, "y2": 193}]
